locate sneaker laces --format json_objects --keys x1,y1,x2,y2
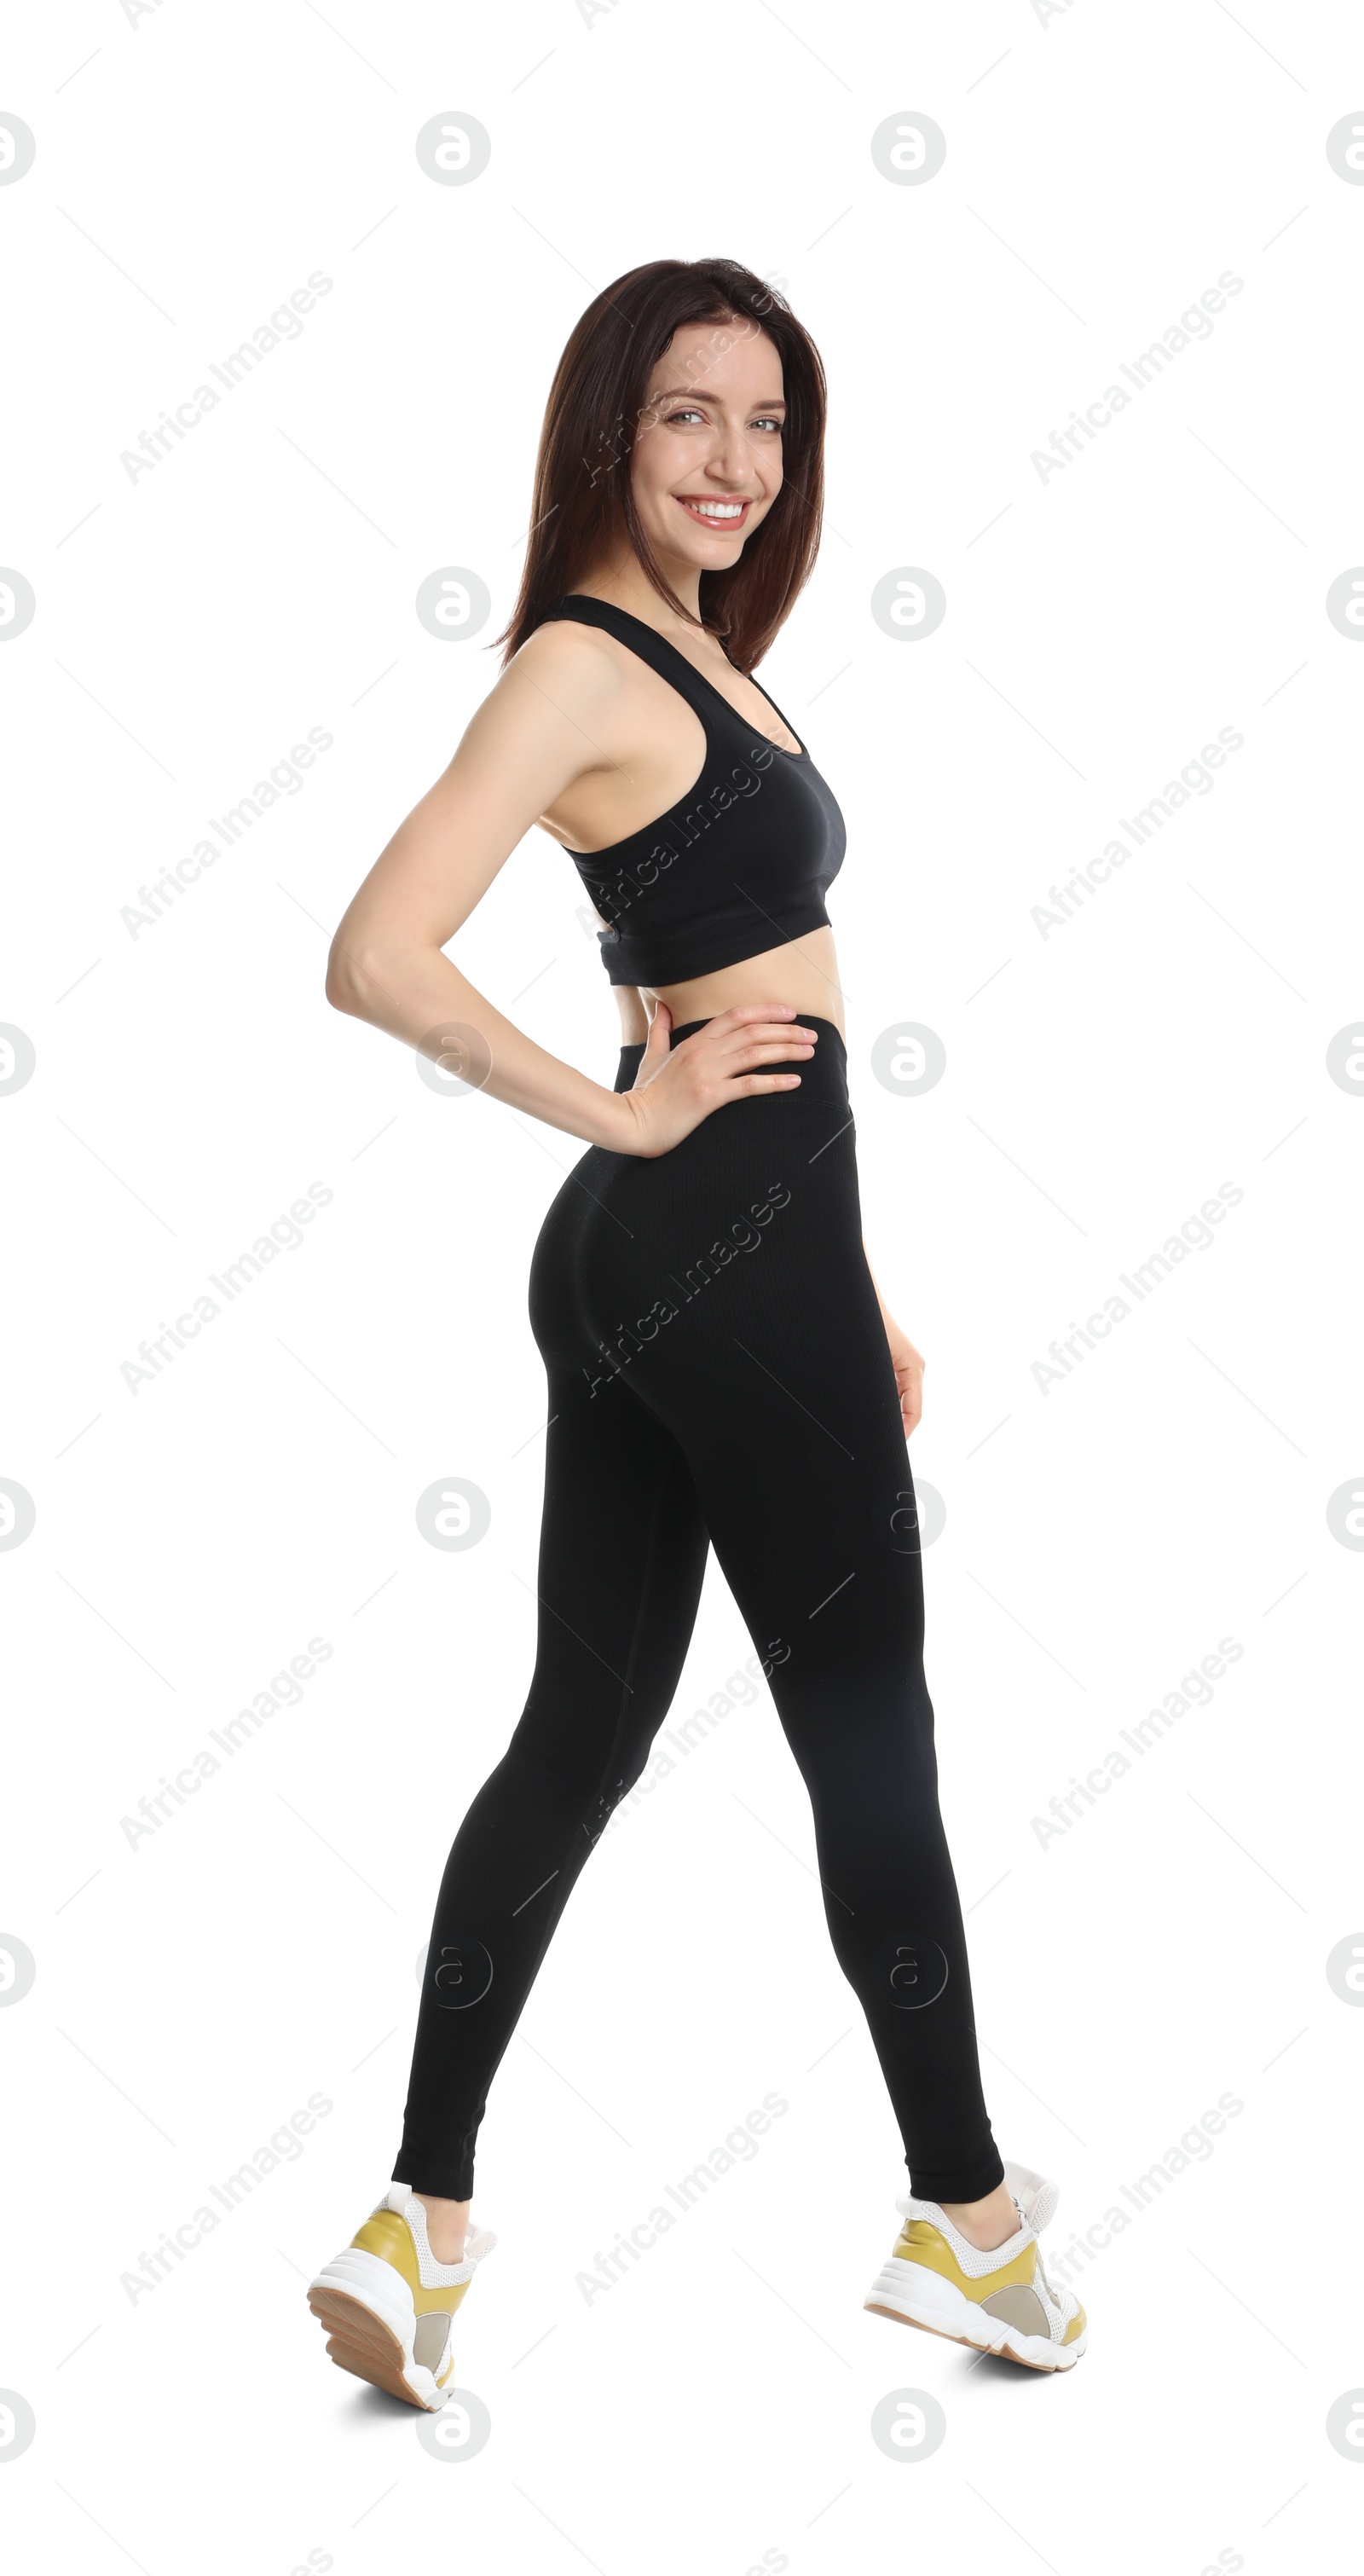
[
  {"x1": 1032, "y1": 2235, "x2": 1061, "y2": 2310},
  {"x1": 1028, "y1": 2234, "x2": 1080, "y2": 2339}
]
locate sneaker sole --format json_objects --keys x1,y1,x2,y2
[
  {"x1": 864, "y1": 2262, "x2": 1085, "y2": 2372},
  {"x1": 307, "y1": 2249, "x2": 455, "y2": 2411}
]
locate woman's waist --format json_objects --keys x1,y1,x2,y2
[{"x1": 638, "y1": 929, "x2": 846, "y2": 1045}]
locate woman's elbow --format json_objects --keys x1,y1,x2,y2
[{"x1": 325, "y1": 935, "x2": 376, "y2": 1017}]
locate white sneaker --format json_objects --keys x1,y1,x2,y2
[
  {"x1": 307, "y1": 2182, "x2": 496, "y2": 2409},
  {"x1": 864, "y1": 2161, "x2": 1086, "y2": 2371}
]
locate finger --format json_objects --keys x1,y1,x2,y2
[
  {"x1": 719, "y1": 1002, "x2": 802, "y2": 1028},
  {"x1": 732, "y1": 1046, "x2": 816, "y2": 1070},
  {"x1": 712, "y1": 1028, "x2": 818, "y2": 1061},
  {"x1": 715, "y1": 1011, "x2": 817, "y2": 1039},
  {"x1": 727, "y1": 1073, "x2": 803, "y2": 1097},
  {"x1": 714, "y1": 1045, "x2": 817, "y2": 1079},
  {"x1": 642, "y1": 1005, "x2": 672, "y2": 1062},
  {"x1": 725, "y1": 1046, "x2": 817, "y2": 1073},
  {"x1": 681, "y1": 1038, "x2": 813, "y2": 1080}
]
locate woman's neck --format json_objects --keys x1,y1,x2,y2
[{"x1": 571, "y1": 546, "x2": 703, "y2": 635}]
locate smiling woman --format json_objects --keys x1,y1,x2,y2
[
  {"x1": 310, "y1": 256, "x2": 1084, "y2": 2410},
  {"x1": 497, "y1": 281, "x2": 845, "y2": 1039},
  {"x1": 500, "y1": 276, "x2": 824, "y2": 675}
]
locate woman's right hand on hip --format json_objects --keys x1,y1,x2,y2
[{"x1": 612, "y1": 1003, "x2": 817, "y2": 1159}]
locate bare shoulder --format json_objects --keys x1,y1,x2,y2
[
  {"x1": 448, "y1": 615, "x2": 633, "y2": 799},
  {"x1": 502, "y1": 616, "x2": 629, "y2": 726}
]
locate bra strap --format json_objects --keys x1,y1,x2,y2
[{"x1": 540, "y1": 594, "x2": 724, "y2": 734}]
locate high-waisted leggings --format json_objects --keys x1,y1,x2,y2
[{"x1": 393, "y1": 1019, "x2": 1004, "y2": 2207}]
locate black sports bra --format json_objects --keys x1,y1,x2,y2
[{"x1": 535, "y1": 595, "x2": 847, "y2": 987}]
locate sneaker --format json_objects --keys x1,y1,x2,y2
[
  {"x1": 307, "y1": 2182, "x2": 496, "y2": 2409},
  {"x1": 863, "y1": 2158, "x2": 1085, "y2": 2371}
]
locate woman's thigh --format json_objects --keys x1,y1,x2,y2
[{"x1": 535, "y1": 1035, "x2": 927, "y2": 1742}]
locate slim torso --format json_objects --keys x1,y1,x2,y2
[{"x1": 534, "y1": 614, "x2": 847, "y2": 1047}]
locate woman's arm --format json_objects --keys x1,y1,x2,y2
[{"x1": 326, "y1": 626, "x2": 814, "y2": 1158}]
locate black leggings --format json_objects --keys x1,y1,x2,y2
[{"x1": 394, "y1": 1020, "x2": 1004, "y2": 2206}]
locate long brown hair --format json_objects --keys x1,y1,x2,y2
[{"x1": 498, "y1": 258, "x2": 826, "y2": 675}]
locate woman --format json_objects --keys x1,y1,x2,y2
[{"x1": 307, "y1": 258, "x2": 1085, "y2": 2402}]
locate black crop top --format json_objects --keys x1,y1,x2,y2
[{"x1": 535, "y1": 595, "x2": 847, "y2": 987}]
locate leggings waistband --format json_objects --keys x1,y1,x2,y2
[{"x1": 614, "y1": 1015, "x2": 848, "y2": 1098}]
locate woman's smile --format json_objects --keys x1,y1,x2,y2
[{"x1": 673, "y1": 492, "x2": 753, "y2": 528}]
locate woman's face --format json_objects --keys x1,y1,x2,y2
[{"x1": 628, "y1": 318, "x2": 784, "y2": 574}]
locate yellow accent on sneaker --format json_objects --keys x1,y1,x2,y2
[
  {"x1": 891, "y1": 2218, "x2": 1039, "y2": 2299},
  {"x1": 350, "y1": 2209, "x2": 474, "y2": 2319},
  {"x1": 1063, "y1": 2300, "x2": 1087, "y2": 2345}
]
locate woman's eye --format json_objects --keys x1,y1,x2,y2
[
  {"x1": 751, "y1": 416, "x2": 783, "y2": 433},
  {"x1": 664, "y1": 408, "x2": 706, "y2": 425}
]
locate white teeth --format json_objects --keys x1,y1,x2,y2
[{"x1": 685, "y1": 501, "x2": 743, "y2": 518}]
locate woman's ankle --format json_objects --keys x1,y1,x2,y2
[
  {"x1": 938, "y1": 2180, "x2": 1020, "y2": 2253},
  {"x1": 414, "y1": 2191, "x2": 471, "y2": 2263}
]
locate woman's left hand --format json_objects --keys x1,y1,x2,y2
[
  {"x1": 879, "y1": 1306, "x2": 925, "y2": 1438},
  {"x1": 861, "y1": 1242, "x2": 924, "y2": 1437}
]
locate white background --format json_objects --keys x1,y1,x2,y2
[{"x1": 3, "y1": 2, "x2": 1362, "y2": 2569}]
